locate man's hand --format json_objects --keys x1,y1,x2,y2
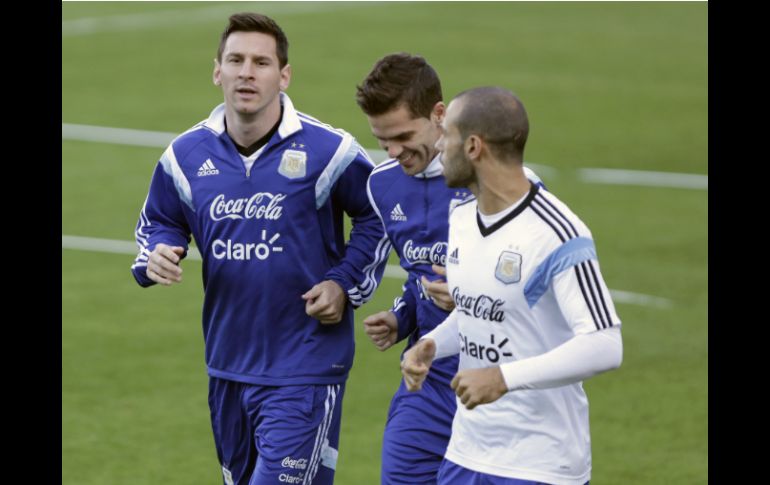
[
  {"x1": 450, "y1": 367, "x2": 508, "y2": 410},
  {"x1": 146, "y1": 243, "x2": 185, "y2": 286},
  {"x1": 400, "y1": 339, "x2": 436, "y2": 391},
  {"x1": 363, "y1": 311, "x2": 398, "y2": 351},
  {"x1": 421, "y1": 264, "x2": 455, "y2": 311},
  {"x1": 302, "y1": 280, "x2": 347, "y2": 324}
]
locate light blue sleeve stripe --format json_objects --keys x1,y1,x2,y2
[
  {"x1": 523, "y1": 237, "x2": 596, "y2": 308},
  {"x1": 159, "y1": 146, "x2": 194, "y2": 211},
  {"x1": 315, "y1": 133, "x2": 360, "y2": 209}
]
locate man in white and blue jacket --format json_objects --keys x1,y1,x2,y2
[
  {"x1": 356, "y1": 53, "x2": 543, "y2": 485},
  {"x1": 131, "y1": 13, "x2": 388, "y2": 485}
]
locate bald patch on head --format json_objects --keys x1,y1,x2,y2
[{"x1": 454, "y1": 86, "x2": 529, "y2": 161}]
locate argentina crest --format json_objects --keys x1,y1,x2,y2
[
  {"x1": 495, "y1": 251, "x2": 522, "y2": 284},
  {"x1": 278, "y1": 149, "x2": 307, "y2": 179}
]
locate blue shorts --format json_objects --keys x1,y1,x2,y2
[
  {"x1": 381, "y1": 377, "x2": 456, "y2": 484},
  {"x1": 208, "y1": 377, "x2": 344, "y2": 485},
  {"x1": 438, "y1": 459, "x2": 589, "y2": 485}
]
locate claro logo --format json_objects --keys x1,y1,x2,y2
[
  {"x1": 460, "y1": 332, "x2": 513, "y2": 363},
  {"x1": 209, "y1": 193, "x2": 285, "y2": 221},
  {"x1": 212, "y1": 231, "x2": 283, "y2": 261}
]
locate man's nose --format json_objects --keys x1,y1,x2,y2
[
  {"x1": 386, "y1": 143, "x2": 403, "y2": 159},
  {"x1": 238, "y1": 61, "x2": 255, "y2": 78}
]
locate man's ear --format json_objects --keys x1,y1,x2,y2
[
  {"x1": 213, "y1": 59, "x2": 221, "y2": 86},
  {"x1": 279, "y1": 64, "x2": 292, "y2": 91},
  {"x1": 465, "y1": 134, "x2": 483, "y2": 161},
  {"x1": 431, "y1": 102, "x2": 446, "y2": 126}
]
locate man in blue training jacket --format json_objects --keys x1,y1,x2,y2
[
  {"x1": 131, "y1": 13, "x2": 388, "y2": 485},
  {"x1": 356, "y1": 53, "x2": 543, "y2": 485}
]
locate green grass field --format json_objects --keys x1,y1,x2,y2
[{"x1": 62, "y1": 2, "x2": 708, "y2": 484}]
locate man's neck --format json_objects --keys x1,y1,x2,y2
[
  {"x1": 225, "y1": 97, "x2": 282, "y2": 148},
  {"x1": 476, "y1": 160, "x2": 529, "y2": 215}
]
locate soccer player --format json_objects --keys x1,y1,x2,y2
[
  {"x1": 130, "y1": 13, "x2": 388, "y2": 485},
  {"x1": 401, "y1": 86, "x2": 623, "y2": 485},
  {"x1": 356, "y1": 54, "x2": 543, "y2": 484}
]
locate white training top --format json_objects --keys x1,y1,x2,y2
[{"x1": 425, "y1": 182, "x2": 621, "y2": 485}]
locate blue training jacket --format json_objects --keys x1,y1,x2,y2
[
  {"x1": 367, "y1": 156, "x2": 470, "y2": 386},
  {"x1": 131, "y1": 93, "x2": 389, "y2": 386}
]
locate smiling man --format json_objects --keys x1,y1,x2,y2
[
  {"x1": 131, "y1": 13, "x2": 389, "y2": 485},
  {"x1": 356, "y1": 54, "x2": 544, "y2": 485}
]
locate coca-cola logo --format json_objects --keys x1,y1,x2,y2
[
  {"x1": 402, "y1": 240, "x2": 447, "y2": 265},
  {"x1": 281, "y1": 456, "x2": 307, "y2": 470},
  {"x1": 209, "y1": 193, "x2": 285, "y2": 221},
  {"x1": 452, "y1": 287, "x2": 505, "y2": 322}
]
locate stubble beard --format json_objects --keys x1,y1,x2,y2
[{"x1": 444, "y1": 154, "x2": 475, "y2": 189}]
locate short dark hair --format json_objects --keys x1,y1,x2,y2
[
  {"x1": 454, "y1": 86, "x2": 529, "y2": 160},
  {"x1": 217, "y1": 13, "x2": 289, "y2": 68},
  {"x1": 356, "y1": 53, "x2": 442, "y2": 119}
]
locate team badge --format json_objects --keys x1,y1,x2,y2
[
  {"x1": 495, "y1": 251, "x2": 522, "y2": 284},
  {"x1": 278, "y1": 149, "x2": 307, "y2": 179}
]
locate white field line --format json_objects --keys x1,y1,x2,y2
[
  {"x1": 62, "y1": 234, "x2": 672, "y2": 309},
  {"x1": 61, "y1": 123, "x2": 707, "y2": 189},
  {"x1": 578, "y1": 168, "x2": 708, "y2": 190},
  {"x1": 62, "y1": 123, "x2": 177, "y2": 148},
  {"x1": 62, "y1": 2, "x2": 380, "y2": 37}
]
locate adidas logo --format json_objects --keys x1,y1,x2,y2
[
  {"x1": 390, "y1": 203, "x2": 407, "y2": 222},
  {"x1": 448, "y1": 247, "x2": 459, "y2": 264},
  {"x1": 197, "y1": 159, "x2": 220, "y2": 177}
]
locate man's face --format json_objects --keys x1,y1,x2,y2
[
  {"x1": 367, "y1": 103, "x2": 444, "y2": 176},
  {"x1": 437, "y1": 99, "x2": 474, "y2": 188},
  {"x1": 213, "y1": 31, "x2": 290, "y2": 117}
]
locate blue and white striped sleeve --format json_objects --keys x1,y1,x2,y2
[
  {"x1": 131, "y1": 147, "x2": 192, "y2": 287},
  {"x1": 551, "y1": 251, "x2": 621, "y2": 335},
  {"x1": 323, "y1": 142, "x2": 390, "y2": 307},
  {"x1": 392, "y1": 278, "x2": 418, "y2": 342},
  {"x1": 524, "y1": 235, "x2": 621, "y2": 334}
]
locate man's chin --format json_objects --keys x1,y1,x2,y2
[
  {"x1": 232, "y1": 100, "x2": 261, "y2": 115},
  {"x1": 401, "y1": 165, "x2": 419, "y2": 176},
  {"x1": 399, "y1": 158, "x2": 428, "y2": 176}
]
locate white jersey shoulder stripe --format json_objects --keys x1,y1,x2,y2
[
  {"x1": 357, "y1": 147, "x2": 375, "y2": 166},
  {"x1": 371, "y1": 159, "x2": 400, "y2": 175},
  {"x1": 366, "y1": 175, "x2": 387, "y2": 230},
  {"x1": 297, "y1": 112, "x2": 345, "y2": 139},
  {"x1": 159, "y1": 146, "x2": 194, "y2": 211},
  {"x1": 315, "y1": 132, "x2": 358, "y2": 209}
]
